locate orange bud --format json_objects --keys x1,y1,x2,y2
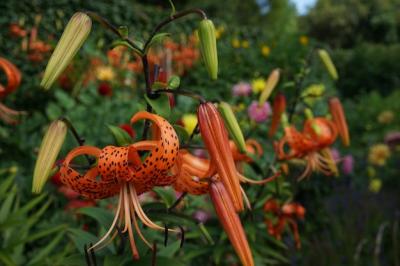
[
  {"x1": 198, "y1": 102, "x2": 243, "y2": 212},
  {"x1": 268, "y1": 93, "x2": 286, "y2": 138},
  {"x1": 329, "y1": 97, "x2": 350, "y2": 146},
  {"x1": 209, "y1": 181, "x2": 254, "y2": 266}
]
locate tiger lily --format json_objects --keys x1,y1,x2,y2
[
  {"x1": 268, "y1": 93, "x2": 286, "y2": 138},
  {"x1": 264, "y1": 199, "x2": 305, "y2": 249},
  {"x1": 0, "y1": 57, "x2": 25, "y2": 124},
  {"x1": 58, "y1": 111, "x2": 179, "y2": 259},
  {"x1": 275, "y1": 117, "x2": 338, "y2": 180}
]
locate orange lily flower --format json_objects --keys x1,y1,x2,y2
[
  {"x1": 329, "y1": 97, "x2": 350, "y2": 146},
  {"x1": 264, "y1": 199, "x2": 305, "y2": 249},
  {"x1": 59, "y1": 111, "x2": 179, "y2": 259},
  {"x1": 275, "y1": 117, "x2": 338, "y2": 180},
  {"x1": 268, "y1": 93, "x2": 286, "y2": 138},
  {"x1": 0, "y1": 57, "x2": 25, "y2": 124}
]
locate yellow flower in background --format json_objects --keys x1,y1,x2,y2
[
  {"x1": 241, "y1": 40, "x2": 249, "y2": 48},
  {"x1": 182, "y1": 113, "x2": 198, "y2": 135},
  {"x1": 377, "y1": 110, "x2": 394, "y2": 124},
  {"x1": 238, "y1": 103, "x2": 245, "y2": 111},
  {"x1": 232, "y1": 38, "x2": 240, "y2": 48},
  {"x1": 369, "y1": 178, "x2": 382, "y2": 193},
  {"x1": 96, "y1": 66, "x2": 115, "y2": 81},
  {"x1": 251, "y1": 78, "x2": 266, "y2": 94},
  {"x1": 368, "y1": 144, "x2": 391, "y2": 166},
  {"x1": 301, "y1": 84, "x2": 325, "y2": 106},
  {"x1": 299, "y1": 35, "x2": 309, "y2": 46},
  {"x1": 261, "y1": 45, "x2": 271, "y2": 57},
  {"x1": 215, "y1": 26, "x2": 225, "y2": 39}
]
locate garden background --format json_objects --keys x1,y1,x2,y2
[{"x1": 0, "y1": 0, "x2": 399, "y2": 265}]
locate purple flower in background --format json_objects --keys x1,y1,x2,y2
[
  {"x1": 232, "y1": 82, "x2": 252, "y2": 96},
  {"x1": 247, "y1": 101, "x2": 271, "y2": 123},
  {"x1": 193, "y1": 210, "x2": 210, "y2": 223},
  {"x1": 330, "y1": 148, "x2": 340, "y2": 162},
  {"x1": 193, "y1": 148, "x2": 208, "y2": 159},
  {"x1": 342, "y1": 155, "x2": 354, "y2": 175},
  {"x1": 384, "y1": 131, "x2": 400, "y2": 149}
]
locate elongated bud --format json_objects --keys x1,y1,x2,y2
[
  {"x1": 209, "y1": 181, "x2": 254, "y2": 266},
  {"x1": 329, "y1": 97, "x2": 350, "y2": 146},
  {"x1": 259, "y1": 69, "x2": 280, "y2": 105},
  {"x1": 268, "y1": 93, "x2": 286, "y2": 137},
  {"x1": 198, "y1": 102, "x2": 243, "y2": 212},
  {"x1": 218, "y1": 102, "x2": 246, "y2": 153},
  {"x1": 198, "y1": 19, "x2": 218, "y2": 80},
  {"x1": 41, "y1": 12, "x2": 92, "y2": 89},
  {"x1": 318, "y1": 49, "x2": 338, "y2": 80},
  {"x1": 33, "y1": 120, "x2": 68, "y2": 193}
]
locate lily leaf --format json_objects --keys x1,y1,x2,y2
[
  {"x1": 144, "y1": 94, "x2": 171, "y2": 118},
  {"x1": 107, "y1": 124, "x2": 133, "y2": 146},
  {"x1": 145, "y1": 32, "x2": 170, "y2": 53},
  {"x1": 173, "y1": 125, "x2": 189, "y2": 143},
  {"x1": 111, "y1": 39, "x2": 142, "y2": 56},
  {"x1": 77, "y1": 207, "x2": 114, "y2": 228}
]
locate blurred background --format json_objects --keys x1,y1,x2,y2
[{"x1": 0, "y1": 0, "x2": 399, "y2": 265}]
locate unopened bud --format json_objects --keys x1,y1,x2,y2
[
  {"x1": 32, "y1": 120, "x2": 67, "y2": 193},
  {"x1": 41, "y1": 12, "x2": 92, "y2": 89},
  {"x1": 198, "y1": 19, "x2": 218, "y2": 80},
  {"x1": 218, "y1": 102, "x2": 246, "y2": 153},
  {"x1": 259, "y1": 69, "x2": 280, "y2": 105},
  {"x1": 318, "y1": 49, "x2": 338, "y2": 80}
]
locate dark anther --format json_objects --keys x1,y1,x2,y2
[
  {"x1": 164, "y1": 224, "x2": 169, "y2": 246},
  {"x1": 178, "y1": 226, "x2": 185, "y2": 248},
  {"x1": 151, "y1": 242, "x2": 158, "y2": 266},
  {"x1": 84, "y1": 243, "x2": 97, "y2": 266},
  {"x1": 116, "y1": 226, "x2": 126, "y2": 255}
]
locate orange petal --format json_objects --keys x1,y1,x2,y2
[{"x1": 268, "y1": 93, "x2": 286, "y2": 138}]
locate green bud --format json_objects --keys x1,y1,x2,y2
[
  {"x1": 41, "y1": 12, "x2": 92, "y2": 90},
  {"x1": 218, "y1": 102, "x2": 246, "y2": 153},
  {"x1": 32, "y1": 120, "x2": 67, "y2": 193},
  {"x1": 318, "y1": 49, "x2": 338, "y2": 80},
  {"x1": 198, "y1": 19, "x2": 218, "y2": 80},
  {"x1": 259, "y1": 69, "x2": 280, "y2": 105}
]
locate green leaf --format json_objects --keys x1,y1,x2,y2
[
  {"x1": 152, "y1": 187, "x2": 175, "y2": 208},
  {"x1": 104, "y1": 255, "x2": 127, "y2": 266},
  {"x1": 68, "y1": 228, "x2": 101, "y2": 254},
  {"x1": 157, "y1": 240, "x2": 181, "y2": 258},
  {"x1": 173, "y1": 125, "x2": 189, "y2": 143},
  {"x1": 134, "y1": 256, "x2": 185, "y2": 266},
  {"x1": 0, "y1": 186, "x2": 16, "y2": 223},
  {"x1": 55, "y1": 90, "x2": 75, "y2": 110},
  {"x1": 152, "y1": 81, "x2": 167, "y2": 90},
  {"x1": 144, "y1": 94, "x2": 171, "y2": 118},
  {"x1": 0, "y1": 173, "x2": 15, "y2": 197},
  {"x1": 107, "y1": 125, "x2": 133, "y2": 146},
  {"x1": 0, "y1": 251, "x2": 16, "y2": 266},
  {"x1": 77, "y1": 207, "x2": 114, "y2": 228},
  {"x1": 111, "y1": 39, "x2": 142, "y2": 56},
  {"x1": 60, "y1": 254, "x2": 86, "y2": 266},
  {"x1": 167, "y1": 75, "x2": 180, "y2": 89},
  {"x1": 117, "y1": 26, "x2": 128, "y2": 38},
  {"x1": 145, "y1": 33, "x2": 170, "y2": 53},
  {"x1": 28, "y1": 231, "x2": 65, "y2": 265}
]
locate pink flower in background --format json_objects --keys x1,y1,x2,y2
[
  {"x1": 385, "y1": 131, "x2": 400, "y2": 149},
  {"x1": 193, "y1": 148, "x2": 208, "y2": 159},
  {"x1": 330, "y1": 148, "x2": 340, "y2": 162},
  {"x1": 247, "y1": 101, "x2": 271, "y2": 123},
  {"x1": 232, "y1": 82, "x2": 252, "y2": 96},
  {"x1": 342, "y1": 155, "x2": 354, "y2": 175},
  {"x1": 193, "y1": 210, "x2": 211, "y2": 223}
]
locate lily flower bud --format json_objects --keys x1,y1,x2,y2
[
  {"x1": 198, "y1": 19, "x2": 218, "y2": 80},
  {"x1": 218, "y1": 102, "x2": 247, "y2": 153},
  {"x1": 198, "y1": 102, "x2": 243, "y2": 212},
  {"x1": 268, "y1": 93, "x2": 286, "y2": 137},
  {"x1": 259, "y1": 69, "x2": 280, "y2": 105},
  {"x1": 318, "y1": 49, "x2": 338, "y2": 80},
  {"x1": 33, "y1": 120, "x2": 68, "y2": 193},
  {"x1": 209, "y1": 181, "x2": 254, "y2": 266},
  {"x1": 41, "y1": 12, "x2": 92, "y2": 89},
  {"x1": 329, "y1": 97, "x2": 350, "y2": 146}
]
